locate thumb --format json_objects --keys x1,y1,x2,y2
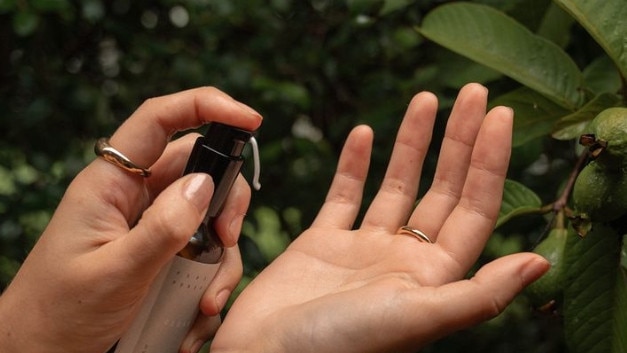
[
  {"x1": 412, "y1": 253, "x2": 550, "y2": 342},
  {"x1": 118, "y1": 173, "x2": 214, "y2": 272}
]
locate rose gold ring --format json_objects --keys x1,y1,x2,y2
[
  {"x1": 94, "y1": 137, "x2": 151, "y2": 177},
  {"x1": 397, "y1": 226, "x2": 432, "y2": 243}
]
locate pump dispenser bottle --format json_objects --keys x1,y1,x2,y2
[
  {"x1": 113, "y1": 123, "x2": 258, "y2": 353},
  {"x1": 177, "y1": 122, "x2": 253, "y2": 263}
]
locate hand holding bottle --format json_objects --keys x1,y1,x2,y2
[
  {"x1": 114, "y1": 123, "x2": 260, "y2": 353},
  {"x1": 0, "y1": 87, "x2": 262, "y2": 353}
]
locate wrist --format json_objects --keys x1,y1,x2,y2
[{"x1": 0, "y1": 280, "x2": 65, "y2": 353}]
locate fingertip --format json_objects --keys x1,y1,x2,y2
[
  {"x1": 198, "y1": 247, "x2": 242, "y2": 316},
  {"x1": 213, "y1": 176, "x2": 251, "y2": 247},
  {"x1": 225, "y1": 213, "x2": 246, "y2": 247},
  {"x1": 183, "y1": 173, "x2": 215, "y2": 215},
  {"x1": 409, "y1": 90, "x2": 438, "y2": 107},
  {"x1": 488, "y1": 105, "x2": 514, "y2": 122},
  {"x1": 198, "y1": 288, "x2": 232, "y2": 317},
  {"x1": 215, "y1": 289, "x2": 231, "y2": 313},
  {"x1": 477, "y1": 253, "x2": 550, "y2": 291},
  {"x1": 460, "y1": 82, "x2": 488, "y2": 96},
  {"x1": 351, "y1": 124, "x2": 374, "y2": 136},
  {"x1": 235, "y1": 101, "x2": 263, "y2": 123},
  {"x1": 346, "y1": 125, "x2": 374, "y2": 151},
  {"x1": 194, "y1": 86, "x2": 263, "y2": 131},
  {"x1": 480, "y1": 106, "x2": 514, "y2": 147},
  {"x1": 520, "y1": 253, "x2": 551, "y2": 286},
  {"x1": 404, "y1": 91, "x2": 439, "y2": 128}
]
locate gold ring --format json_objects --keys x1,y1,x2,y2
[
  {"x1": 94, "y1": 137, "x2": 151, "y2": 177},
  {"x1": 397, "y1": 226, "x2": 433, "y2": 243}
]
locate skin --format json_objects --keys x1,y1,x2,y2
[
  {"x1": 0, "y1": 83, "x2": 550, "y2": 353},
  {"x1": 210, "y1": 83, "x2": 550, "y2": 353},
  {"x1": 0, "y1": 87, "x2": 262, "y2": 353}
]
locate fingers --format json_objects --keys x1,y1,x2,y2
[
  {"x1": 76, "y1": 134, "x2": 196, "y2": 229},
  {"x1": 93, "y1": 87, "x2": 262, "y2": 182},
  {"x1": 311, "y1": 125, "x2": 373, "y2": 229},
  {"x1": 407, "y1": 83, "x2": 488, "y2": 242},
  {"x1": 112, "y1": 173, "x2": 214, "y2": 272},
  {"x1": 146, "y1": 129, "x2": 251, "y2": 247},
  {"x1": 180, "y1": 247, "x2": 243, "y2": 353},
  {"x1": 405, "y1": 253, "x2": 549, "y2": 343},
  {"x1": 113, "y1": 170, "x2": 249, "y2": 273},
  {"x1": 361, "y1": 91, "x2": 438, "y2": 231},
  {"x1": 198, "y1": 246, "x2": 244, "y2": 316},
  {"x1": 212, "y1": 176, "x2": 251, "y2": 247},
  {"x1": 180, "y1": 314, "x2": 221, "y2": 353},
  {"x1": 146, "y1": 133, "x2": 200, "y2": 199},
  {"x1": 436, "y1": 106, "x2": 513, "y2": 271}
]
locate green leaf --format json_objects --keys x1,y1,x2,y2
[
  {"x1": 536, "y1": 2, "x2": 575, "y2": 48},
  {"x1": 583, "y1": 55, "x2": 624, "y2": 95},
  {"x1": 563, "y1": 223, "x2": 627, "y2": 353},
  {"x1": 417, "y1": 2, "x2": 584, "y2": 109},
  {"x1": 554, "y1": 0, "x2": 627, "y2": 78},
  {"x1": 497, "y1": 179, "x2": 543, "y2": 229},
  {"x1": 490, "y1": 87, "x2": 571, "y2": 146},
  {"x1": 422, "y1": 50, "x2": 503, "y2": 89},
  {"x1": 552, "y1": 92, "x2": 622, "y2": 140},
  {"x1": 505, "y1": 0, "x2": 553, "y2": 31},
  {"x1": 473, "y1": 0, "x2": 527, "y2": 12}
]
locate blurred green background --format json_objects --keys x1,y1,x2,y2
[{"x1": 2, "y1": 0, "x2": 602, "y2": 351}]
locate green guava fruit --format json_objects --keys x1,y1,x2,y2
[
  {"x1": 572, "y1": 161, "x2": 627, "y2": 222},
  {"x1": 525, "y1": 228, "x2": 568, "y2": 310},
  {"x1": 588, "y1": 107, "x2": 627, "y2": 169}
]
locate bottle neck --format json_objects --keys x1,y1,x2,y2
[{"x1": 178, "y1": 218, "x2": 224, "y2": 264}]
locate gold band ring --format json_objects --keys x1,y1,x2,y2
[
  {"x1": 94, "y1": 137, "x2": 151, "y2": 177},
  {"x1": 397, "y1": 226, "x2": 433, "y2": 243}
]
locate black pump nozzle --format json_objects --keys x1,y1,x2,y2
[{"x1": 179, "y1": 122, "x2": 253, "y2": 263}]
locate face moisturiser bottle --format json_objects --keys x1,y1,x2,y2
[{"x1": 112, "y1": 122, "x2": 260, "y2": 353}]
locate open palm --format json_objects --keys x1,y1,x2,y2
[{"x1": 211, "y1": 84, "x2": 549, "y2": 353}]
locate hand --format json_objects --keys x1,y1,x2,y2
[
  {"x1": 211, "y1": 83, "x2": 550, "y2": 353},
  {"x1": 0, "y1": 87, "x2": 262, "y2": 353}
]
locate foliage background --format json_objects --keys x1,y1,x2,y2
[{"x1": 1, "y1": 0, "x2": 609, "y2": 351}]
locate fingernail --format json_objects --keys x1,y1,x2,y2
[
  {"x1": 228, "y1": 213, "x2": 246, "y2": 245},
  {"x1": 184, "y1": 174, "x2": 214, "y2": 212},
  {"x1": 216, "y1": 289, "x2": 231, "y2": 311},
  {"x1": 190, "y1": 339, "x2": 204, "y2": 353},
  {"x1": 236, "y1": 101, "x2": 262, "y2": 119},
  {"x1": 467, "y1": 82, "x2": 488, "y2": 94},
  {"x1": 522, "y1": 257, "x2": 551, "y2": 285}
]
